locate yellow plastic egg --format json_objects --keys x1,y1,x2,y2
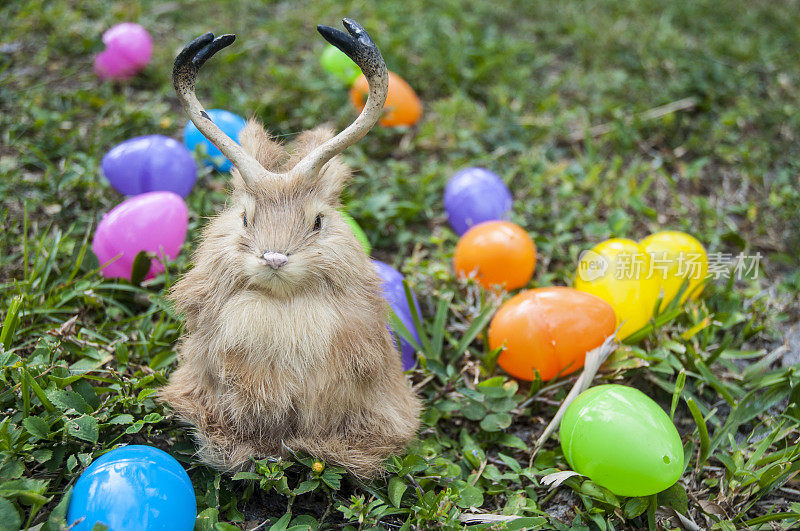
[
  {"x1": 574, "y1": 238, "x2": 660, "y2": 339},
  {"x1": 640, "y1": 231, "x2": 708, "y2": 310}
]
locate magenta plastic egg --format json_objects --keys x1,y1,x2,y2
[
  {"x1": 94, "y1": 23, "x2": 153, "y2": 81},
  {"x1": 102, "y1": 135, "x2": 197, "y2": 197},
  {"x1": 92, "y1": 192, "x2": 188, "y2": 280},
  {"x1": 443, "y1": 167, "x2": 513, "y2": 235}
]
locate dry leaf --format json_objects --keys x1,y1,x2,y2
[
  {"x1": 541, "y1": 470, "x2": 584, "y2": 489},
  {"x1": 697, "y1": 499, "x2": 727, "y2": 517}
]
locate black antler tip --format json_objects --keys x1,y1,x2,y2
[
  {"x1": 219, "y1": 34, "x2": 236, "y2": 45},
  {"x1": 175, "y1": 32, "x2": 214, "y2": 67},
  {"x1": 317, "y1": 18, "x2": 383, "y2": 78},
  {"x1": 191, "y1": 33, "x2": 236, "y2": 69},
  {"x1": 341, "y1": 18, "x2": 358, "y2": 32}
]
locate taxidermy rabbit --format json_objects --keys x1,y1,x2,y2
[{"x1": 161, "y1": 19, "x2": 421, "y2": 477}]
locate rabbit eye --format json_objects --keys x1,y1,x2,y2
[
  {"x1": 242, "y1": 212, "x2": 248, "y2": 228},
  {"x1": 313, "y1": 214, "x2": 323, "y2": 232}
]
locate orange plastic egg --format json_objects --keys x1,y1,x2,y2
[
  {"x1": 350, "y1": 71, "x2": 422, "y2": 127},
  {"x1": 488, "y1": 287, "x2": 617, "y2": 381},
  {"x1": 453, "y1": 221, "x2": 536, "y2": 291}
]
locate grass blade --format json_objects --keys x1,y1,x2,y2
[
  {"x1": 430, "y1": 294, "x2": 451, "y2": 360},
  {"x1": 686, "y1": 397, "x2": 710, "y2": 466},
  {"x1": 403, "y1": 279, "x2": 432, "y2": 355},
  {"x1": 455, "y1": 301, "x2": 497, "y2": 356},
  {"x1": 1, "y1": 296, "x2": 23, "y2": 349},
  {"x1": 389, "y1": 309, "x2": 422, "y2": 353},
  {"x1": 623, "y1": 307, "x2": 683, "y2": 345},
  {"x1": 670, "y1": 369, "x2": 686, "y2": 421}
]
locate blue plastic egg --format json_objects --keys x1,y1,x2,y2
[
  {"x1": 67, "y1": 445, "x2": 196, "y2": 531},
  {"x1": 183, "y1": 109, "x2": 246, "y2": 172},
  {"x1": 372, "y1": 260, "x2": 421, "y2": 371},
  {"x1": 102, "y1": 135, "x2": 197, "y2": 197},
  {"x1": 443, "y1": 167, "x2": 513, "y2": 235}
]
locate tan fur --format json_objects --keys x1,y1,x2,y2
[{"x1": 160, "y1": 120, "x2": 421, "y2": 477}]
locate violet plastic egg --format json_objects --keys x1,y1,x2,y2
[
  {"x1": 183, "y1": 109, "x2": 246, "y2": 172},
  {"x1": 94, "y1": 23, "x2": 153, "y2": 81},
  {"x1": 372, "y1": 260, "x2": 421, "y2": 371},
  {"x1": 443, "y1": 167, "x2": 513, "y2": 235},
  {"x1": 92, "y1": 192, "x2": 188, "y2": 281},
  {"x1": 102, "y1": 135, "x2": 198, "y2": 197}
]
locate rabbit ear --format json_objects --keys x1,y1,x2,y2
[
  {"x1": 229, "y1": 168, "x2": 248, "y2": 191},
  {"x1": 238, "y1": 119, "x2": 288, "y2": 172},
  {"x1": 286, "y1": 127, "x2": 351, "y2": 203}
]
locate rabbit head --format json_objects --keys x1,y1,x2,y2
[
  {"x1": 171, "y1": 19, "x2": 388, "y2": 298},
  {"x1": 208, "y1": 126, "x2": 367, "y2": 298}
]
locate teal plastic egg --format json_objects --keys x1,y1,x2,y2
[{"x1": 560, "y1": 384, "x2": 684, "y2": 497}]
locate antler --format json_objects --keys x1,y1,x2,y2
[
  {"x1": 173, "y1": 19, "x2": 387, "y2": 185},
  {"x1": 290, "y1": 18, "x2": 388, "y2": 180},
  {"x1": 173, "y1": 33, "x2": 277, "y2": 184}
]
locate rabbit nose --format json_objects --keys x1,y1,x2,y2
[{"x1": 262, "y1": 252, "x2": 288, "y2": 269}]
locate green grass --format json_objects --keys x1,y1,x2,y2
[{"x1": 2, "y1": 0, "x2": 800, "y2": 529}]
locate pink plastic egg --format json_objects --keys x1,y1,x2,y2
[
  {"x1": 94, "y1": 23, "x2": 153, "y2": 80},
  {"x1": 92, "y1": 192, "x2": 188, "y2": 280}
]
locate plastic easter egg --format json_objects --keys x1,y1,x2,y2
[
  {"x1": 640, "y1": 231, "x2": 708, "y2": 309},
  {"x1": 67, "y1": 445, "x2": 196, "y2": 531},
  {"x1": 453, "y1": 221, "x2": 536, "y2": 290},
  {"x1": 372, "y1": 260, "x2": 421, "y2": 371},
  {"x1": 183, "y1": 109, "x2": 247, "y2": 172},
  {"x1": 489, "y1": 287, "x2": 616, "y2": 381},
  {"x1": 350, "y1": 71, "x2": 422, "y2": 127},
  {"x1": 320, "y1": 44, "x2": 361, "y2": 84},
  {"x1": 340, "y1": 211, "x2": 371, "y2": 254},
  {"x1": 102, "y1": 135, "x2": 198, "y2": 197},
  {"x1": 92, "y1": 191, "x2": 188, "y2": 280},
  {"x1": 574, "y1": 238, "x2": 660, "y2": 339},
  {"x1": 443, "y1": 167, "x2": 513, "y2": 236},
  {"x1": 560, "y1": 385, "x2": 685, "y2": 497},
  {"x1": 94, "y1": 23, "x2": 153, "y2": 80}
]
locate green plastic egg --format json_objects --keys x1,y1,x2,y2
[
  {"x1": 560, "y1": 384, "x2": 684, "y2": 497},
  {"x1": 320, "y1": 45, "x2": 361, "y2": 85},
  {"x1": 340, "y1": 211, "x2": 371, "y2": 255}
]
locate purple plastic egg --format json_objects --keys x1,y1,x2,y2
[
  {"x1": 94, "y1": 23, "x2": 153, "y2": 80},
  {"x1": 102, "y1": 135, "x2": 197, "y2": 197},
  {"x1": 92, "y1": 192, "x2": 188, "y2": 280},
  {"x1": 443, "y1": 167, "x2": 513, "y2": 235},
  {"x1": 372, "y1": 260, "x2": 421, "y2": 371}
]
